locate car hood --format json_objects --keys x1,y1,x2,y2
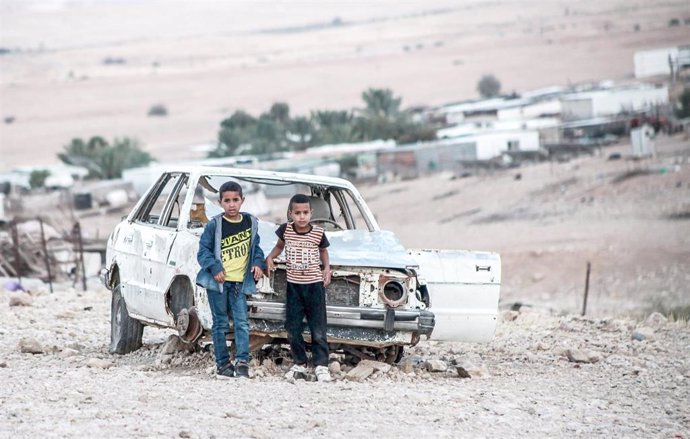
[{"x1": 258, "y1": 222, "x2": 417, "y2": 270}]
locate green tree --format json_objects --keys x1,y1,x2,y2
[
  {"x1": 29, "y1": 170, "x2": 50, "y2": 189},
  {"x1": 269, "y1": 102, "x2": 290, "y2": 125},
  {"x1": 288, "y1": 116, "x2": 315, "y2": 151},
  {"x1": 253, "y1": 115, "x2": 286, "y2": 155},
  {"x1": 677, "y1": 87, "x2": 690, "y2": 119},
  {"x1": 58, "y1": 136, "x2": 153, "y2": 179},
  {"x1": 311, "y1": 110, "x2": 357, "y2": 144},
  {"x1": 477, "y1": 74, "x2": 501, "y2": 98},
  {"x1": 357, "y1": 88, "x2": 436, "y2": 143},
  {"x1": 214, "y1": 110, "x2": 258, "y2": 157},
  {"x1": 361, "y1": 88, "x2": 402, "y2": 119},
  {"x1": 99, "y1": 138, "x2": 154, "y2": 179}
]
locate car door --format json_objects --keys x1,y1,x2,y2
[
  {"x1": 408, "y1": 249, "x2": 501, "y2": 343},
  {"x1": 124, "y1": 173, "x2": 186, "y2": 324}
]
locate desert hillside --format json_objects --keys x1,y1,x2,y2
[{"x1": 1, "y1": 0, "x2": 689, "y2": 169}]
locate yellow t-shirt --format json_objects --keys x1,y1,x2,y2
[{"x1": 220, "y1": 215, "x2": 251, "y2": 282}]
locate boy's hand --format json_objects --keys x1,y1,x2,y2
[
  {"x1": 266, "y1": 257, "x2": 275, "y2": 273},
  {"x1": 213, "y1": 271, "x2": 225, "y2": 283},
  {"x1": 322, "y1": 268, "x2": 331, "y2": 287},
  {"x1": 251, "y1": 265, "x2": 263, "y2": 281}
]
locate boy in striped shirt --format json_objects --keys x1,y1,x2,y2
[{"x1": 266, "y1": 194, "x2": 332, "y2": 382}]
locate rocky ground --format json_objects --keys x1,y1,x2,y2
[
  {"x1": 1, "y1": 284, "x2": 688, "y2": 438},
  {"x1": 1, "y1": 134, "x2": 688, "y2": 438}
]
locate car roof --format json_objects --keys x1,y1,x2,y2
[{"x1": 163, "y1": 166, "x2": 358, "y2": 190}]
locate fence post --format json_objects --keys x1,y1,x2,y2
[
  {"x1": 38, "y1": 217, "x2": 54, "y2": 294},
  {"x1": 581, "y1": 262, "x2": 591, "y2": 316},
  {"x1": 10, "y1": 220, "x2": 21, "y2": 285}
]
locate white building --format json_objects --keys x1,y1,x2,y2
[
  {"x1": 439, "y1": 118, "x2": 559, "y2": 146},
  {"x1": 561, "y1": 85, "x2": 668, "y2": 121},
  {"x1": 466, "y1": 130, "x2": 540, "y2": 160},
  {"x1": 437, "y1": 130, "x2": 540, "y2": 161},
  {"x1": 630, "y1": 124, "x2": 656, "y2": 157},
  {"x1": 497, "y1": 99, "x2": 562, "y2": 121}
]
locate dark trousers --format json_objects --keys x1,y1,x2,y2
[{"x1": 285, "y1": 281, "x2": 329, "y2": 367}]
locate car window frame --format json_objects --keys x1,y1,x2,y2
[{"x1": 131, "y1": 172, "x2": 189, "y2": 230}]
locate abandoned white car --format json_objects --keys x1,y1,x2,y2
[{"x1": 103, "y1": 167, "x2": 501, "y2": 363}]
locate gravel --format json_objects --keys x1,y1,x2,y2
[{"x1": 1, "y1": 286, "x2": 688, "y2": 438}]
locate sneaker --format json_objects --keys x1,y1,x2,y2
[
  {"x1": 285, "y1": 363, "x2": 308, "y2": 381},
  {"x1": 315, "y1": 365, "x2": 332, "y2": 382},
  {"x1": 216, "y1": 362, "x2": 235, "y2": 379},
  {"x1": 235, "y1": 361, "x2": 250, "y2": 379}
]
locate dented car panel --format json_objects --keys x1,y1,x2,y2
[
  {"x1": 409, "y1": 249, "x2": 501, "y2": 342},
  {"x1": 105, "y1": 166, "x2": 501, "y2": 355}
]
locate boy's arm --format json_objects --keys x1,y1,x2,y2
[
  {"x1": 250, "y1": 232, "x2": 266, "y2": 281},
  {"x1": 251, "y1": 232, "x2": 267, "y2": 270},
  {"x1": 265, "y1": 239, "x2": 285, "y2": 273},
  {"x1": 197, "y1": 220, "x2": 224, "y2": 278},
  {"x1": 319, "y1": 247, "x2": 331, "y2": 287}
]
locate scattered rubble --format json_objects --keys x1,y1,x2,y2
[
  {"x1": 345, "y1": 363, "x2": 374, "y2": 382},
  {"x1": 501, "y1": 310, "x2": 520, "y2": 322},
  {"x1": 645, "y1": 312, "x2": 668, "y2": 327},
  {"x1": 59, "y1": 348, "x2": 79, "y2": 358},
  {"x1": 8, "y1": 292, "x2": 33, "y2": 306},
  {"x1": 565, "y1": 348, "x2": 601, "y2": 364},
  {"x1": 160, "y1": 334, "x2": 196, "y2": 355},
  {"x1": 455, "y1": 359, "x2": 490, "y2": 378},
  {"x1": 425, "y1": 359, "x2": 448, "y2": 372},
  {"x1": 86, "y1": 358, "x2": 114, "y2": 369},
  {"x1": 17, "y1": 337, "x2": 43, "y2": 354},
  {"x1": 632, "y1": 327, "x2": 655, "y2": 341},
  {"x1": 0, "y1": 285, "x2": 688, "y2": 437}
]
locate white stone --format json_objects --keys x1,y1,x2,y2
[
  {"x1": 328, "y1": 361, "x2": 341, "y2": 374},
  {"x1": 17, "y1": 337, "x2": 43, "y2": 354},
  {"x1": 632, "y1": 327, "x2": 655, "y2": 341},
  {"x1": 644, "y1": 312, "x2": 668, "y2": 328},
  {"x1": 86, "y1": 358, "x2": 114, "y2": 369},
  {"x1": 425, "y1": 359, "x2": 448, "y2": 372},
  {"x1": 9, "y1": 293, "x2": 33, "y2": 307},
  {"x1": 345, "y1": 363, "x2": 374, "y2": 382},
  {"x1": 60, "y1": 348, "x2": 79, "y2": 358}
]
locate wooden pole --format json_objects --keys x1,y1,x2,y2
[
  {"x1": 581, "y1": 261, "x2": 591, "y2": 316},
  {"x1": 38, "y1": 217, "x2": 54, "y2": 294},
  {"x1": 75, "y1": 222, "x2": 87, "y2": 291},
  {"x1": 10, "y1": 220, "x2": 21, "y2": 285}
]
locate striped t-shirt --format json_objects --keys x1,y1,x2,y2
[{"x1": 276, "y1": 223, "x2": 330, "y2": 284}]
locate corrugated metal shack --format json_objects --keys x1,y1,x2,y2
[{"x1": 376, "y1": 140, "x2": 475, "y2": 180}]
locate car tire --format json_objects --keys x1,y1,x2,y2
[{"x1": 109, "y1": 275, "x2": 144, "y2": 354}]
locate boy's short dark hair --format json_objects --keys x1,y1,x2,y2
[
  {"x1": 288, "y1": 193, "x2": 311, "y2": 211},
  {"x1": 218, "y1": 181, "x2": 243, "y2": 200}
]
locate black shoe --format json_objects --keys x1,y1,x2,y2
[
  {"x1": 235, "y1": 362, "x2": 249, "y2": 379},
  {"x1": 217, "y1": 363, "x2": 235, "y2": 379}
]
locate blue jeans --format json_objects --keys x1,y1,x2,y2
[
  {"x1": 285, "y1": 281, "x2": 329, "y2": 367},
  {"x1": 207, "y1": 282, "x2": 250, "y2": 368}
]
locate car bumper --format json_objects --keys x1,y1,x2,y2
[{"x1": 247, "y1": 301, "x2": 435, "y2": 344}]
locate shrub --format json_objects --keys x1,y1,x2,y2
[
  {"x1": 477, "y1": 74, "x2": 501, "y2": 98},
  {"x1": 148, "y1": 104, "x2": 168, "y2": 117},
  {"x1": 29, "y1": 170, "x2": 50, "y2": 189}
]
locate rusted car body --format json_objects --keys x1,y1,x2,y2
[{"x1": 103, "y1": 167, "x2": 501, "y2": 362}]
